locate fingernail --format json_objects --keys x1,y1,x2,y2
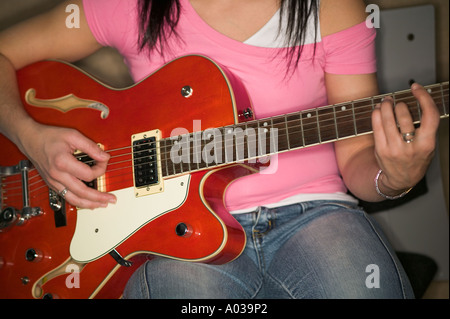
[
  {"x1": 411, "y1": 83, "x2": 422, "y2": 90},
  {"x1": 101, "y1": 151, "x2": 110, "y2": 160},
  {"x1": 109, "y1": 196, "x2": 117, "y2": 204}
]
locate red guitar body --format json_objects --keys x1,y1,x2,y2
[{"x1": 0, "y1": 55, "x2": 258, "y2": 298}]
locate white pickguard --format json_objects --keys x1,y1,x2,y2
[{"x1": 69, "y1": 175, "x2": 190, "y2": 263}]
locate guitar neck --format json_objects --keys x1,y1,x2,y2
[{"x1": 160, "y1": 82, "x2": 449, "y2": 177}]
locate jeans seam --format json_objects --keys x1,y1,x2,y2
[
  {"x1": 200, "y1": 263, "x2": 263, "y2": 299},
  {"x1": 359, "y1": 212, "x2": 411, "y2": 299},
  {"x1": 251, "y1": 207, "x2": 266, "y2": 273},
  {"x1": 142, "y1": 260, "x2": 151, "y2": 298}
]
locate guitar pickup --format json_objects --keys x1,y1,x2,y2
[{"x1": 131, "y1": 129, "x2": 163, "y2": 197}]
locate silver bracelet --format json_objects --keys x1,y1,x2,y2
[{"x1": 374, "y1": 169, "x2": 413, "y2": 200}]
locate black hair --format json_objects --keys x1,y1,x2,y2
[{"x1": 138, "y1": 0, "x2": 318, "y2": 69}]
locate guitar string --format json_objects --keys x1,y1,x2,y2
[
  {"x1": 2, "y1": 91, "x2": 448, "y2": 202},
  {"x1": 7, "y1": 86, "x2": 447, "y2": 180},
  {"x1": 1, "y1": 95, "x2": 417, "y2": 191},
  {"x1": 1, "y1": 88, "x2": 448, "y2": 202},
  {"x1": 50, "y1": 90, "x2": 450, "y2": 176},
  {"x1": 85, "y1": 86, "x2": 449, "y2": 165},
  {"x1": 2, "y1": 101, "x2": 448, "y2": 204},
  {"x1": 74, "y1": 90, "x2": 447, "y2": 167},
  {"x1": 3, "y1": 89, "x2": 448, "y2": 192}
]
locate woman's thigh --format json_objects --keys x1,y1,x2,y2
[
  {"x1": 262, "y1": 205, "x2": 414, "y2": 299},
  {"x1": 123, "y1": 253, "x2": 263, "y2": 299},
  {"x1": 123, "y1": 202, "x2": 414, "y2": 299}
]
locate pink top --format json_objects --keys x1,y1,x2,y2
[{"x1": 83, "y1": 0, "x2": 377, "y2": 212}]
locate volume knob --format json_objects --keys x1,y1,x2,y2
[
  {"x1": 25, "y1": 248, "x2": 43, "y2": 262},
  {"x1": 175, "y1": 223, "x2": 192, "y2": 237}
]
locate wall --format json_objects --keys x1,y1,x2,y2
[
  {"x1": 368, "y1": 0, "x2": 449, "y2": 211},
  {"x1": 0, "y1": 0, "x2": 449, "y2": 298}
]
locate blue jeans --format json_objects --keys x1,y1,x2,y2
[{"x1": 123, "y1": 201, "x2": 414, "y2": 299}]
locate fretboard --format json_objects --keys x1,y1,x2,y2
[{"x1": 160, "y1": 82, "x2": 449, "y2": 177}]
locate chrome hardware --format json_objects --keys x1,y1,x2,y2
[
  {"x1": 0, "y1": 164, "x2": 21, "y2": 176},
  {"x1": 0, "y1": 207, "x2": 17, "y2": 231},
  {"x1": 49, "y1": 189, "x2": 67, "y2": 227},
  {"x1": 175, "y1": 223, "x2": 192, "y2": 237},
  {"x1": 25, "y1": 248, "x2": 43, "y2": 262},
  {"x1": 0, "y1": 160, "x2": 42, "y2": 228},
  {"x1": 20, "y1": 160, "x2": 32, "y2": 209},
  {"x1": 49, "y1": 189, "x2": 63, "y2": 211},
  {"x1": 21, "y1": 277, "x2": 30, "y2": 285},
  {"x1": 239, "y1": 108, "x2": 253, "y2": 119},
  {"x1": 181, "y1": 86, "x2": 193, "y2": 98},
  {"x1": 131, "y1": 129, "x2": 164, "y2": 197},
  {"x1": 17, "y1": 207, "x2": 42, "y2": 226}
]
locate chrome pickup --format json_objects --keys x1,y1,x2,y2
[{"x1": 131, "y1": 129, "x2": 164, "y2": 197}]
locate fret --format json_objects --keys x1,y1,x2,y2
[
  {"x1": 299, "y1": 112, "x2": 306, "y2": 147},
  {"x1": 372, "y1": 95, "x2": 384, "y2": 107},
  {"x1": 169, "y1": 136, "x2": 188, "y2": 175},
  {"x1": 256, "y1": 120, "x2": 265, "y2": 157},
  {"x1": 191, "y1": 131, "x2": 202, "y2": 171},
  {"x1": 317, "y1": 107, "x2": 337, "y2": 143},
  {"x1": 246, "y1": 122, "x2": 259, "y2": 162},
  {"x1": 316, "y1": 109, "x2": 321, "y2": 143},
  {"x1": 257, "y1": 120, "x2": 272, "y2": 157},
  {"x1": 353, "y1": 99, "x2": 373, "y2": 135},
  {"x1": 171, "y1": 157, "x2": 181, "y2": 175},
  {"x1": 163, "y1": 138, "x2": 175, "y2": 177},
  {"x1": 285, "y1": 113, "x2": 304, "y2": 149},
  {"x1": 216, "y1": 128, "x2": 225, "y2": 165},
  {"x1": 202, "y1": 127, "x2": 222, "y2": 167},
  {"x1": 194, "y1": 130, "x2": 208, "y2": 170},
  {"x1": 232, "y1": 123, "x2": 246, "y2": 162},
  {"x1": 172, "y1": 136, "x2": 187, "y2": 175},
  {"x1": 393, "y1": 91, "x2": 419, "y2": 123},
  {"x1": 351, "y1": 101, "x2": 358, "y2": 135},
  {"x1": 335, "y1": 102, "x2": 355, "y2": 139},
  {"x1": 441, "y1": 82, "x2": 448, "y2": 116},
  {"x1": 269, "y1": 119, "x2": 279, "y2": 156},
  {"x1": 270, "y1": 115, "x2": 289, "y2": 153},
  {"x1": 416, "y1": 100, "x2": 422, "y2": 122},
  {"x1": 223, "y1": 125, "x2": 236, "y2": 164},
  {"x1": 333, "y1": 105, "x2": 339, "y2": 140},
  {"x1": 164, "y1": 139, "x2": 170, "y2": 177},
  {"x1": 239, "y1": 123, "x2": 257, "y2": 162},
  {"x1": 284, "y1": 114, "x2": 291, "y2": 150},
  {"x1": 429, "y1": 83, "x2": 449, "y2": 118},
  {"x1": 180, "y1": 134, "x2": 189, "y2": 173},
  {"x1": 182, "y1": 133, "x2": 193, "y2": 173},
  {"x1": 301, "y1": 110, "x2": 320, "y2": 146},
  {"x1": 160, "y1": 138, "x2": 170, "y2": 177}
]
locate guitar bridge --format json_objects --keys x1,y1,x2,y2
[{"x1": 131, "y1": 129, "x2": 163, "y2": 197}]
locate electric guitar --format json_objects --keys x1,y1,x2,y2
[{"x1": 0, "y1": 55, "x2": 448, "y2": 299}]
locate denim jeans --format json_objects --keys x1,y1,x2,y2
[{"x1": 123, "y1": 200, "x2": 414, "y2": 299}]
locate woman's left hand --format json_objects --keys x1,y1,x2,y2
[{"x1": 371, "y1": 83, "x2": 441, "y2": 195}]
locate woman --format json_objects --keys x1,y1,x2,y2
[{"x1": 0, "y1": 0, "x2": 440, "y2": 298}]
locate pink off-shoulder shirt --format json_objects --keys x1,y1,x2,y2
[{"x1": 83, "y1": 0, "x2": 377, "y2": 212}]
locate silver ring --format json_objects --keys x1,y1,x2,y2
[
  {"x1": 60, "y1": 187, "x2": 69, "y2": 199},
  {"x1": 402, "y1": 131, "x2": 415, "y2": 143}
]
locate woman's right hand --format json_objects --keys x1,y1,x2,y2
[{"x1": 18, "y1": 122, "x2": 117, "y2": 209}]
